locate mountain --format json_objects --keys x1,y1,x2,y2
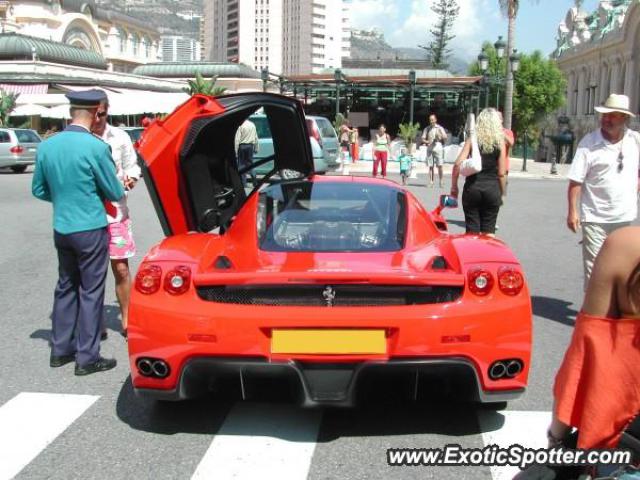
[
  {"x1": 95, "y1": 0, "x2": 203, "y2": 38},
  {"x1": 348, "y1": 30, "x2": 470, "y2": 75}
]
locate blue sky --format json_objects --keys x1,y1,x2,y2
[{"x1": 349, "y1": 0, "x2": 599, "y2": 60}]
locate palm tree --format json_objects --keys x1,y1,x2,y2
[
  {"x1": 498, "y1": 0, "x2": 518, "y2": 130},
  {"x1": 0, "y1": 89, "x2": 19, "y2": 127},
  {"x1": 183, "y1": 72, "x2": 227, "y2": 97}
]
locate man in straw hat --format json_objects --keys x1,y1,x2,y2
[
  {"x1": 32, "y1": 89, "x2": 124, "y2": 375},
  {"x1": 566, "y1": 93, "x2": 640, "y2": 289}
]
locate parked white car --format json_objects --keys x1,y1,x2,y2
[{"x1": 0, "y1": 128, "x2": 42, "y2": 173}]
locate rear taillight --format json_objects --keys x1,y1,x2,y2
[
  {"x1": 497, "y1": 266, "x2": 524, "y2": 296},
  {"x1": 468, "y1": 268, "x2": 494, "y2": 296},
  {"x1": 308, "y1": 121, "x2": 322, "y2": 147},
  {"x1": 10, "y1": 145, "x2": 24, "y2": 154},
  {"x1": 135, "y1": 264, "x2": 162, "y2": 294},
  {"x1": 163, "y1": 265, "x2": 191, "y2": 295}
]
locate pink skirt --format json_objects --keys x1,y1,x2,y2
[{"x1": 108, "y1": 218, "x2": 136, "y2": 260}]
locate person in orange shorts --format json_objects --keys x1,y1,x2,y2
[{"x1": 541, "y1": 226, "x2": 640, "y2": 479}]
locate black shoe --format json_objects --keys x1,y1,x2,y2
[
  {"x1": 100, "y1": 330, "x2": 108, "y2": 341},
  {"x1": 74, "y1": 357, "x2": 117, "y2": 376},
  {"x1": 50, "y1": 354, "x2": 75, "y2": 368}
]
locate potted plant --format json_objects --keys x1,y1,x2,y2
[{"x1": 398, "y1": 122, "x2": 421, "y2": 154}]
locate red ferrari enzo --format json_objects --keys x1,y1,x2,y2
[{"x1": 130, "y1": 93, "x2": 532, "y2": 407}]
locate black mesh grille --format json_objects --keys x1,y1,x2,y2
[{"x1": 196, "y1": 285, "x2": 462, "y2": 306}]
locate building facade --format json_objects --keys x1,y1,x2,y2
[
  {"x1": 160, "y1": 35, "x2": 201, "y2": 62},
  {"x1": 203, "y1": 0, "x2": 349, "y2": 76},
  {"x1": 0, "y1": 0, "x2": 160, "y2": 72},
  {"x1": 554, "y1": 0, "x2": 640, "y2": 140}
]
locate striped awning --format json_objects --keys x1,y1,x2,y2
[{"x1": 0, "y1": 84, "x2": 48, "y2": 94}]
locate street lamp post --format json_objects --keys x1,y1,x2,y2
[
  {"x1": 477, "y1": 52, "x2": 489, "y2": 108},
  {"x1": 408, "y1": 70, "x2": 416, "y2": 125},
  {"x1": 261, "y1": 67, "x2": 268, "y2": 93},
  {"x1": 334, "y1": 68, "x2": 342, "y2": 119}
]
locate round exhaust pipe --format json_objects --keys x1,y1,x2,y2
[
  {"x1": 152, "y1": 360, "x2": 170, "y2": 379},
  {"x1": 505, "y1": 360, "x2": 523, "y2": 378},
  {"x1": 137, "y1": 358, "x2": 153, "y2": 376},
  {"x1": 489, "y1": 361, "x2": 507, "y2": 380}
]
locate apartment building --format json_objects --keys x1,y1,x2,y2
[
  {"x1": 204, "y1": 0, "x2": 349, "y2": 75},
  {"x1": 160, "y1": 35, "x2": 201, "y2": 62}
]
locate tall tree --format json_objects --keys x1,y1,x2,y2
[
  {"x1": 469, "y1": 47, "x2": 566, "y2": 141},
  {"x1": 421, "y1": 0, "x2": 460, "y2": 69},
  {"x1": 498, "y1": 0, "x2": 538, "y2": 130}
]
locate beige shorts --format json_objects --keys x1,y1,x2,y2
[{"x1": 581, "y1": 221, "x2": 630, "y2": 290}]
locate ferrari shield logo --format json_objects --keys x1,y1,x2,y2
[{"x1": 323, "y1": 286, "x2": 336, "y2": 307}]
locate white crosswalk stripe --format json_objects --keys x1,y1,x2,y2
[
  {"x1": 0, "y1": 390, "x2": 553, "y2": 480},
  {"x1": 0, "y1": 392, "x2": 99, "y2": 480},
  {"x1": 191, "y1": 403, "x2": 322, "y2": 480},
  {"x1": 479, "y1": 410, "x2": 551, "y2": 480}
]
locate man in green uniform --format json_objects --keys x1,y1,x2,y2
[{"x1": 32, "y1": 89, "x2": 124, "y2": 375}]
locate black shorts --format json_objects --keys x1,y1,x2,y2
[{"x1": 461, "y1": 180, "x2": 501, "y2": 234}]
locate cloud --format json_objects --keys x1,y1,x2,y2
[
  {"x1": 348, "y1": 0, "x2": 402, "y2": 32},
  {"x1": 351, "y1": 0, "x2": 502, "y2": 61}
]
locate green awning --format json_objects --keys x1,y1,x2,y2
[
  {"x1": 0, "y1": 33, "x2": 107, "y2": 70},
  {"x1": 132, "y1": 62, "x2": 261, "y2": 79}
]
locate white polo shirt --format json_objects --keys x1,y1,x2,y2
[
  {"x1": 100, "y1": 124, "x2": 141, "y2": 223},
  {"x1": 568, "y1": 128, "x2": 639, "y2": 223}
]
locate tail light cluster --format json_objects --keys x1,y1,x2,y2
[
  {"x1": 10, "y1": 145, "x2": 24, "y2": 154},
  {"x1": 135, "y1": 264, "x2": 192, "y2": 295},
  {"x1": 467, "y1": 266, "x2": 524, "y2": 297},
  {"x1": 306, "y1": 119, "x2": 322, "y2": 147}
]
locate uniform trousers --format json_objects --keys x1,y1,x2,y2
[{"x1": 52, "y1": 228, "x2": 109, "y2": 366}]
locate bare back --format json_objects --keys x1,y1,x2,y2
[{"x1": 582, "y1": 226, "x2": 640, "y2": 319}]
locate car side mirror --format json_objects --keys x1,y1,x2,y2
[{"x1": 439, "y1": 194, "x2": 458, "y2": 209}]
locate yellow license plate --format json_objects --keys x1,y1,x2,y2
[{"x1": 271, "y1": 329, "x2": 386, "y2": 354}]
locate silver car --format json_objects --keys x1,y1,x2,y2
[
  {"x1": 306, "y1": 116, "x2": 340, "y2": 169},
  {"x1": 0, "y1": 128, "x2": 42, "y2": 173}
]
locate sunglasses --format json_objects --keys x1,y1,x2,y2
[
  {"x1": 618, "y1": 151, "x2": 624, "y2": 173},
  {"x1": 96, "y1": 111, "x2": 108, "y2": 118}
]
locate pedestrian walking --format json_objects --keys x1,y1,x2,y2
[
  {"x1": 450, "y1": 108, "x2": 507, "y2": 236},
  {"x1": 566, "y1": 94, "x2": 640, "y2": 289},
  {"x1": 398, "y1": 147, "x2": 413, "y2": 185},
  {"x1": 373, "y1": 124, "x2": 391, "y2": 178},
  {"x1": 422, "y1": 114, "x2": 447, "y2": 187},
  {"x1": 92, "y1": 95, "x2": 141, "y2": 339},
  {"x1": 349, "y1": 124, "x2": 359, "y2": 162},
  {"x1": 234, "y1": 118, "x2": 259, "y2": 186},
  {"x1": 32, "y1": 89, "x2": 124, "y2": 375}
]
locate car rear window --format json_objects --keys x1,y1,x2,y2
[
  {"x1": 251, "y1": 116, "x2": 272, "y2": 139},
  {"x1": 14, "y1": 130, "x2": 41, "y2": 143},
  {"x1": 0, "y1": 131, "x2": 10, "y2": 143},
  {"x1": 257, "y1": 181, "x2": 407, "y2": 252},
  {"x1": 315, "y1": 118, "x2": 337, "y2": 139}
]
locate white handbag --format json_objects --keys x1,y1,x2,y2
[{"x1": 460, "y1": 113, "x2": 482, "y2": 177}]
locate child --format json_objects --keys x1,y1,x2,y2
[{"x1": 398, "y1": 147, "x2": 413, "y2": 185}]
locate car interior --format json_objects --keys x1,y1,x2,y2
[{"x1": 178, "y1": 96, "x2": 312, "y2": 233}]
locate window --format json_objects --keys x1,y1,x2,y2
[
  {"x1": 257, "y1": 181, "x2": 407, "y2": 252},
  {"x1": 0, "y1": 131, "x2": 10, "y2": 143},
  {"x1": 15, "y1": 130, "x2": 41, "y2": 143}
]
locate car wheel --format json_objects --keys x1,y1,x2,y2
[
  {"x1": 10, "y1": 165, "x2": 27, "y2": 173},
  {"x1": 478, "y1": 401, "x2": 508, "y2": 411}
]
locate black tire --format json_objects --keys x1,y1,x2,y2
[
  {"x1": 478, "y1": 401, "x2": 508, "y2": 411},
  {"x1": 10, "y1": 165, "x2": 28, "y2": 173}
]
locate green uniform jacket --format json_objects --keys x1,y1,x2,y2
[{"x1": 32, "y1": 126, "x2": 125, "y2": 234}]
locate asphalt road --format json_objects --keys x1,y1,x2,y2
[{"x1": 0, "y1": 167, "x2": 607, "y2": 480}]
